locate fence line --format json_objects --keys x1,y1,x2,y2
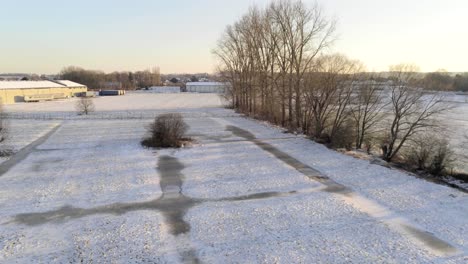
[{"x1": 1, "y1": 110, "x2": 240, "y2": 121}]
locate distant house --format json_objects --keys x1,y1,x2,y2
[
  {"x1": 0, "y1": 80, "x2": 87, "y2": 104},
  {"x1": 185, "y1": 82, "x2": 228, "y2": 93}
]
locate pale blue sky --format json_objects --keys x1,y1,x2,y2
[{"x1": 1, "y1": 0, "x2": 466, "y2": 74}]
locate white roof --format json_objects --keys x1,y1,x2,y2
[
  {"x1": 55, "y1": 80, "x2": 86, "y2": 87},
  {"x1": 0, "y1": 80, "x2": 86, "y2": 90},
  {"x1": 186, "y1": 82, "x2": 228, "y2": 86}
]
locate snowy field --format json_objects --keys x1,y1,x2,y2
[
  {"x1": 0, "y1": 93, "x2": 467, "y2": 263},
  {"x1": 4, "y1": 92, "x2": 468, "y2": 173},
  {"x1": 4, "y1": 92, "x2": 224, "y2": 113},
  {"x1": 3, "y1": 93, "x2": 232, "y2": 121}
]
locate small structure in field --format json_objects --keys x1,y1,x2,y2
[
  {"x1": 99, "y1": 90, "x2": 126, "y2": 96},
  {"x1": 185, "y1": 82, "x2": 228, "y2": 93},
  {"x1": 78, "y1": 91, "x2": 97, "y2": 98},
  {"x1": 0, "y1": 80, "x2": 87, "y2": 104}
]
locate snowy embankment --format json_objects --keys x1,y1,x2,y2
[{"x1": 0, "y1": 93, "x2": 466, "y2": 263}]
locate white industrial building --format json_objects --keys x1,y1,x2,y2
[
  {"x1": 185, "y1": 82, "x2": 228, "y2": 93},
  {"x1": 0, "y1": 80, "x2": 87, "y2": 104},
  {"x1": 146, "y1": 86, "x2": 181, "y2": 93}
]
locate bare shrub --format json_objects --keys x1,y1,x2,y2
[
  {"x1": 328, "y1": 118, "x2": 355, "y2": 150},
  {"x1": 429, "y1": 139, "x2": 454, "y2": 175},
  {"x1": 142, "y1": 113, "x2": 190, "y2": 148},
  {"x1": 404, "y1": 133, "x2": 455, "y2": 176},
  {"x1": 405, "y1": 134, "x2": 435, "y2": 170},
  {"x1": 75, "y1": 97, "x2": 95, "y2": 115}
]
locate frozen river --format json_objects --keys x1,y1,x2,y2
[{"x1": 440, "y1": 93, "x2": 468, "y2": 174}]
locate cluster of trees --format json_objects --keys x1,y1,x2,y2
[
  {"x1": 419, "y1": 71, "x2": 468, "y2": 92},
  {"x1": 214, "y1": 0, "x2": 452, "y2": 171},
  {"x1": 453, "y1": 74, "x2": 468, "y2": 91},
  {"x1": 214, "y1": 0, "x2": 335, "y2": 129},
  {"x1": 60, "y1": 66, "x2": 161, "y2": 90}
]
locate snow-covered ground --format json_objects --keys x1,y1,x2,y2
[
  {"x1": 0, "y1": 94, "x2": 467, "y2": 263},
  {"x1": 3, "y1": 93, "x2": 232, "y2": 120},
  {"x1": 0, "y1": 120, "x2": 59, "y2": 164}
]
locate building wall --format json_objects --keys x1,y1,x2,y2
[
  {"x1": 186, "y1": 85, "x2": 226, "y2": 93},
  {"x1": 0, "y1": 87, "x2": 87, "y2": 104}
]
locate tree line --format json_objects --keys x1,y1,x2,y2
[
  {"x1": 214, "y1": 0, "x2": 454, "y2": 173},
  {"x1": 60, "y1": 66, "x2": 161, "y2": 90},
  {"x1": 418, "y1": 72, "x2": 468, "y2": 92}
]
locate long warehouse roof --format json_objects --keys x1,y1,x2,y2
[
  {"x1": 0, "y1": 80, "x2": 86, "y2": 90},
  {"x1": 186, "y1": 82, "x2": 228, "y2": 86}
]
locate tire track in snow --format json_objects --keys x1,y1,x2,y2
[
  {"x1": 157, "y1": 155, "x2": 200, "y2": 264},
  {"x1": 6, "y1": 153, "x2": 299, "y2": 263},
  {"x1": 0, "y1": 123, "x2": 61, "y2": 177},
  {"x1": 226, "y1": 125, "x2": 461, "y2": 257}
]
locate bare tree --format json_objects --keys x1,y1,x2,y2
[
  {"x1": 303, "y1": 54, "x2": 361, "y2": 143},
  {"x1": 75, "y1": 97, "x2": 95, "y2": 115},
  {"x1": 268, "y1": 0, "x2": 335, "y2": 129},
  {"x1": 350, "y1": 74, "x2": 388, "y2": 149},
  {"x1": 381, "y1": 64, "x2": 451, "y2": 162}
]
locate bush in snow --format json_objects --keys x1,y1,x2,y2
[
  {"x1": 404, "y1": 133, "x2": 455, "y2": 176},
  {"x1": 428, "y1": 139, "x2": 455, "y2": 175},
  {"x1": 142, "y1": 113, "x2": 190, "y2": 148},
  {"x1": 328, "y1": 118, "x2": 355, "y2": 150}
]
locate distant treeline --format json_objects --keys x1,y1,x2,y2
[
  {"x1": 59, "y1": 66, "x2": 161, "y2": 90},
  {"x1": 417, "y1": 72, "x2": 468, "y2": 92}
]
